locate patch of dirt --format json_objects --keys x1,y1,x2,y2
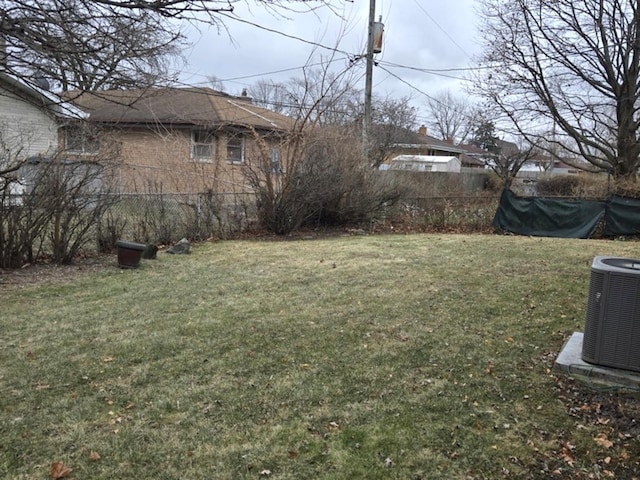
[
  {"x1": 0, "y1": 254, "x2": 116, "y2": 289},
  {"x1": 555, "y1": 374, "x2": 640, "y2": 436}
]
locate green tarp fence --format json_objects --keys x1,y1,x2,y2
[{"x1": 492, "y1": 189, "x2": 640, "y2": 239}]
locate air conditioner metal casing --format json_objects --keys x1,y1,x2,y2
[{"x1": 582, "y1": 256, "x2": 640, "y2": 371}]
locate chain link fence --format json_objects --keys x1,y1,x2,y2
[
  {"x1": 97, "y1": 192, "x2": 501, "y2": 246},
  {"x1": 1, "y1": 190, "x2": 501, "y2": 268},
  {"x1": 97, "y1": 192, "x2": 259, "y2": 247},
  {"x1": 385, "y1": 195, "x2": 501, "y2": 232}
]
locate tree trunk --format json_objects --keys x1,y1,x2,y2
[{"x1": 616, "y1": 90, "x2": 639, "y2": 181}]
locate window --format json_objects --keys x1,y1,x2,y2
[
  {"x1": 191, "y1": 130, "x2": 215, "y2": 161},
  {"x1": 65, "y1": 125, "x2": 100, "y2": 154},
  {"x1": 227, "y1": 136, "x2": 245, "y2": 164},
  {"x1": 270, "y1": 148, "x2": 281, "y2": 174}
]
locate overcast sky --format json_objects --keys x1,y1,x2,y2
[{"x1": 180, "y1": 0, "x2": 482, "y2": 124}]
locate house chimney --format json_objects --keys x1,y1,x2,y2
[
  {"x1": 446, "y1": 136, "x2": 454, "y2": 144},
  {"x1": 418, "y1": 125, "x2": 427, "y2": 136}
]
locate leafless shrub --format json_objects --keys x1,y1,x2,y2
[
  {"x1": 96, "y1": 209, "x2": 127, "y2": 253},
  {"x1": 244, "y1": 124, "x2": 401, "y2": 235},
  {"x1": 535, "y1": 174, "x2": 616, "y2": 199},
  {"x1": 0, "y1": 153, "x2": 120, "y2": 267},
  {"x1": 30, "y1": 155, "x2": 120, "y2": 264}
]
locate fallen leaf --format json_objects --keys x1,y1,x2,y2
[
  {"x1": 486, "y1": 362, "x2": 495, "y2": 375},
  {"x1": 560, "y1": 442, "x2": 576, "y2": 466},
  {"x1": 595, "y1": 434, "x2": 614, "y2": 449},
  {"x1": 288, "y1": 450, "x2": 298, "y2": 459},
  {"x1": 89, "y1": 451, "x2": 101, "y2": 461},
  {"x1": 102, "y1": 356, "x2": 115, "y2": 363},
  {"x1": 259, "y1": 469, "x2": 272, "y2": 476},
  {"x1": 50, "y1": 461, "x2": 72, "y2": 479},
  {"x1": 35, "y1": 383, "x2": 50, "y2": 391}
]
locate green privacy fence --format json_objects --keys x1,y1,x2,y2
[{"x1": 493, "y1": 189, "x2": 640, "y2": 239}]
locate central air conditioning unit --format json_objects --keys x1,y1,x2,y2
[{"x1": 582, "y1": 256, "x2": 640, "y2": 371}]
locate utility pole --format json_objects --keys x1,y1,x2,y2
[{"x1": 363, "y1": 0, "x2": 376, "y2": 155}]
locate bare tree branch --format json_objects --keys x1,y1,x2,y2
[
  {"x1": 425, "y1": 89, "x2": 475, "y2": 143},
  {"x1": 474, "y1": 0, "x2": 640, "y2": 180},
  {"x1": 1, "y1": 0, "x2": 347, "y2": 92}
]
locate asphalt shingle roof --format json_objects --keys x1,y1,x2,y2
[{"x1": 66, "y1": 87, "x2": 294, "y2": 131}]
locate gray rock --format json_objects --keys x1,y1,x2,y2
[{"x1": 166, "y1": 238, "x2": 191, "y2": 255}]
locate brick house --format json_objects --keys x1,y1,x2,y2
[{"x1": 65, "y1": 87, "x2": 295, "y2": 194}]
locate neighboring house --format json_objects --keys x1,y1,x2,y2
[
  {"x1": 388, "y1": 155, "x2": 461, "y2": 173},
  {"x1": 379, "y1": 125, "x2": 467, "y2": 171},
  {"x1": 459, "y1": 143, "x2": 493, "y2": 170},
  {"x1": 0, "y1": 72, "x2": 86, "y2": 165},
  {"x1": 518, "y1": 153, "x2": 582, "y2": 177},
  {"x1": 65, "y1": 87, "x2": 295, "y2": 194}
]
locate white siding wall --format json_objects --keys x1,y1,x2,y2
[{"x1": 0, "y1": 84, "x2": 59, "y2": 159}]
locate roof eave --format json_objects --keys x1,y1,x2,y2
[
  {"x1": 0, "y1": 73, "x2": 88, "y2": 119},
  {"x1": 392, "y1": 143, "x2": 466, "y2": 154}
]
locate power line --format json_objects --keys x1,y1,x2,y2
[
  {"x1": 410, "y1": 0, "x2": 473, "y2": 60},
  {"x1": 217, "y1": 11, "x2": 355, "y2": 58},
  {"x1": 379, "y1": 60, "x2": 491, "y2": 75},
  {"x1": 376, "y1": 64, "x2": 478, "y2": 125}
]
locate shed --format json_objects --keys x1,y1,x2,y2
[{"x1": 387, "y1": 155, "x2": 462, "y2": 173}]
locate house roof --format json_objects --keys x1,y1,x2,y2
[
  {"x1": 0, "y1": 72, "x2": 87, "y2": 119},
  {"x1": 65, "y1": 87, "x2": 294, "y2": 131},
  {"x1": 459, "y1": 143, "x2": 491, "y2": 156},
  {"x1": 392, "y1": 132, "x2": 466, "y2": 154},
  {"x1": 458, "y1": 143, "x2": 493, "y2": 167}
]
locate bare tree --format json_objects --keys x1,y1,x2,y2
[
  {"x1": 285, "y1": 66, "x2": 362, "y2": 125},
  {"x1": 206, "y1": 75, "x2": 226, "y2": 92},
  {"x1": 426, "y1": 90, "x2": 475, "y2": 143},
  {"x1": 1, "y1": 0, "x2": 345, "y2": 91},
  {"x1": 368, "y1": 95, "x2": 418, "y2": 168},
  {"x1": 471, "y1": 118, "x2": 536, "y2": 188},
  {"x1": 247, "y1": 79, "x2": 291, "y2": 114},
  {"x1": 490, "y1": 142, "x2": 537, "y2": 189},
  {"x1": 475, "y1": 0, "x2": 640, "y2": 181},
  {"x1": 19, "y1": 10, "x2": 184, "y2": 91}
]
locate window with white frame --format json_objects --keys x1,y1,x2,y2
[
  {"x1": 227, "y1": 136, "x2": 245, "y2": 164},
  {"x1": 65, "y1": 124, "x2": 100, "y2": 154},
  {"x1": 191, "y1": 129, "x2": 215, "y2": 161}
]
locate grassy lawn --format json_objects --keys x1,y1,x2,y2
[{"x1": 2, "y1": 233, "x2": 640, "y2": 479}]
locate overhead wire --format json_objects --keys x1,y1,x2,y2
[
  {"x1": 216, "y1": 11, "x2": 355, "y2": 58},
  {"x1": 410, "y1": 0, "x2": 474, "y2": 61},
  {"x1": 376, "y1": 63, "x2": 478, "y2": 126},
  {"x1": 175, "y1": 2, "x2": 487, "y2": 123}
]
